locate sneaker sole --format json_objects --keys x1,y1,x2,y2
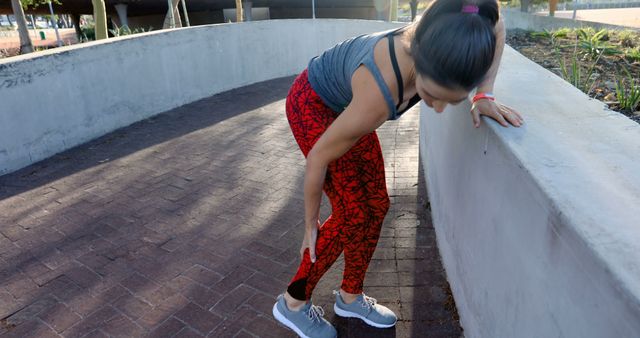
[
  {"x1": 333, "y1": 303, "x2": 397, "y2": 329},
  {"x1": 272, "y1": 303, "x2": 314, "y2": 338}
]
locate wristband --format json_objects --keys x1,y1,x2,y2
[{"x1": 472, "y1": 92, "x2": 495, "y2": 104}]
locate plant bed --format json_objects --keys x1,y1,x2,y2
[{"x1": 507, "y1": 28, "x2": 640, "y2": 124}]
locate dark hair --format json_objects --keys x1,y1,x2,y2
[{"x1": 411, "y1": 0, "x2": 499, "y2": 91}]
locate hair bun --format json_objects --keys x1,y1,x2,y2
[
  {"x1": 477, "y1": 0, "x2": 499, "y2": 26},
  {"x1": 411, "y1": 0, "x2": 499, "y2": 90}
]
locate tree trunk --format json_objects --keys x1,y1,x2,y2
[
  {"x1": 235, "y1": 0, "x2": 243, "y2": 22},
  {"x1": 389, "y1": 0, "x2": 398, "y2": 21},
  {"x1": 410, "y1": 0, "x2": 418, "y2": 22},
  {"x1": 61, "y1": 15, "x2": 69, "y2": 28},
  {"x1": 549, "y1": 0, "x2": 558, "y2": 16},
  {"x1": 520, "y1": 0, "x2": 530, "y2": 12},
  {"x1": 107, "y1": 16, "x2": 115, "y2": 36},
  {"x1": 70, "y1": 14, "x2": 82, "y2": 40},
  {"x1": 91, "y1": 0, "x2": 107, "y2": 40},
  {"x1": 163, "y1": 0, "x2": 182, "y2": 29},
  {"x1": 10, "y1": 0, "x2": 33, "y2": 54}
]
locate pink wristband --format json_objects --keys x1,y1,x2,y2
[{"x1": 472, "y1": 92, "x2": 495, "y2": 103}]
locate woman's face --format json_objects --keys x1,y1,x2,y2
[{"x1": 415, "y1": 74, "x2": 469, "y2": 113}]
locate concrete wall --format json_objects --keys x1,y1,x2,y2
[
  {"x1": 269, "y1": 8, "x2": 378, "y2": 20},
  {"x1": 420, "y1": 46, "x2": 640, "y2": 337},
  {"x1": 0, "y1": 19, "x2": 400, "y2": 175},
  {"x1": 501, "y1": 8, "x2": 639, "y2": 31}
]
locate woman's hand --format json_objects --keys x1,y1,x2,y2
[
  {"x1": 301, "y1": 220, "x2": 321, "y2": 263},
  {"x1": 471, "y1": 99, "x2": 523, "y2": 128}
]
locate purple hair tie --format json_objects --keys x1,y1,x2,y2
[{"x1": 461, "y1": 4, "x2": 480, "y2": 13}]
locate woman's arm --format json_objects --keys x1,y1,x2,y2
[
  {"x1": 301, "y1": 66, "x2": 389, "y2": 261},
  {"x1": 470, "y1": 17, "x2": 524, "y2": 128},
  {"x1": 477, "y1": 17, "x2": 505, "y2": 94}
]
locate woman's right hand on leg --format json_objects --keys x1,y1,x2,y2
[{"x1": 301, "y1": 220, "x2": 320, "y2": 263}]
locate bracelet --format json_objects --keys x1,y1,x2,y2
[{"x1": 472, "y1": 92, "x2": 495, "y2": 104}]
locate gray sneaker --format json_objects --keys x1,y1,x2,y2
[
  {"x1": 272, "y1": 294, "x2": 337, "y2": 338},
  {"x1": 333, "y1": 290, "x2": 397, "y2": 328}
]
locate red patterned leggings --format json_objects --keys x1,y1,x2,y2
[{"x1": 285, "y1": 69, "x2": 390, "y2": 301}]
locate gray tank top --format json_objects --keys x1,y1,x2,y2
[{"x1": 307, "y1": 26, "x2": 420, "y2": 120}]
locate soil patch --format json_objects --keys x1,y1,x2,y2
[{"x1": 507, "y1": 28, "x2": 640, "y2": 124}]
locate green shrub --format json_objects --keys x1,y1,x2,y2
[
  {"x1": 109, "y1": 24, "x2": 152, "y2": 37},
  {"x1": 576, "y1": 28, "x2": 621, "y2": 58},
  {"x1": 530, "y1": 28, "x2": 571, "y2": 41},
  {"x1": 615, "y1": 68, "x2": 640, "y2": 112},
  {"x1": 80, "y1": 25, "x2": 95, "y2": 41},
  {"x1": 618, "y1": 30, "x2": 637, "y2": 48},
  {"x1": 109, "y1": 24, "x2": 131, "y2": 37},
  {"x1": 530, "y1": 29, "x2": 552, "y2": 40},
  {"x1": 555, "y1": 38, "x2": 602, "y2": 96},
  {"x1": 625, "y1": 47, "x2": 640, "y2": 62},
  {"x1": 553, "y1": 28, "x2": 572, "y2": 39}
]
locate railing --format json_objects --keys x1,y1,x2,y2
[
  {"x1": 569, "y1": 0, "x2": 640, "y2": 10},
  {"x1": 501, "y1": 8, "x2": 640, "y2": 31}
]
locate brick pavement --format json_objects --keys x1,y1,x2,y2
[{"x1": 0, "y1": 76, "x2": 463, "y2": 337}]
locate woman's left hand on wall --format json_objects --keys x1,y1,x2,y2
[{"x1": 471, "y1": 99, "x2": 524, "y2": 128}]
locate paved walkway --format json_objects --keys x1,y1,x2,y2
[
  {"x1": 0, "y1": 28, "x2": 78, "y2": 50},
  {"x1": 542, "y1": 8, "x2": 640, "y2": 28},
  {"x1": 0, "y1": 77, "x2": 462, "y2": 337}
]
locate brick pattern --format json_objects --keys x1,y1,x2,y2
[{"x1": 0, "y1": 77, "x2": 462, "y2": 337}]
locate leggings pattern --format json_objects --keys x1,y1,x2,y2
[{"x1": 285, "y1": 69, "x2": 390, "y2": 301}]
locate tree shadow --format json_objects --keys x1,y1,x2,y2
[
  {"x1": 0, "y1": 76, "x2": 461, "y2": 338},
  {"x1": 0, "y1": 75, "x2": 294, "y2": 257},
  {"x1": 0, "y1": 76, "x2": 307, "y2": 337},
  {"x1": 0, "y1": 75, "x2": 291, "y2": 200},
  {"x1": 407, "y1": 159, "x2": 464, "y2": 337}
]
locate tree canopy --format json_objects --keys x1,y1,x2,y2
[{"x1": 20, "y1": 0, "x2": 62, "y2": 10}]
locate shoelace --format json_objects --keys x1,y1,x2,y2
[
  {"x1": 361, "y1": 294, "x2": 377, "y2": 310},
  {"x1": 333, "y1": 290, "x2": 378, "y2": 310},
  {"x1": 306, "y1": 304, "x2": 325, "y2": 322}
]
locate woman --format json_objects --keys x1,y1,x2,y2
[{"x1": 273, "y1": 1, "x2": 523, "y2": 337}]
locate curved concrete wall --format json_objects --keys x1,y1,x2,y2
[
  {"x1": 420, "y1": 46, "x2": 640, "y2": 337},
  {"x1": 0, "y1": 19, "x2": 400, "y2": 175}
]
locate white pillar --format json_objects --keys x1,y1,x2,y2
[
  {"x1": 374, "y1": 0, "x2": 388, "y2": 20},
  {"x1": 114, "y1": 3, "x2": 128, "y2": 27},
  {"x1": 181, "y1": 0, "x2": 190, "y2": 27},
  {"x1": 242, "y1": 1, "x2": 252, "y2": 21},
  {"x1": 29, "y1": 15, "x2": 38, "y2": 39},
  {"x1": 48, "y1": 1, "x2": 62, "y2": 47},
  {"x1": 167, "y1": 0, "x2": 175, "y2": 28}
]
